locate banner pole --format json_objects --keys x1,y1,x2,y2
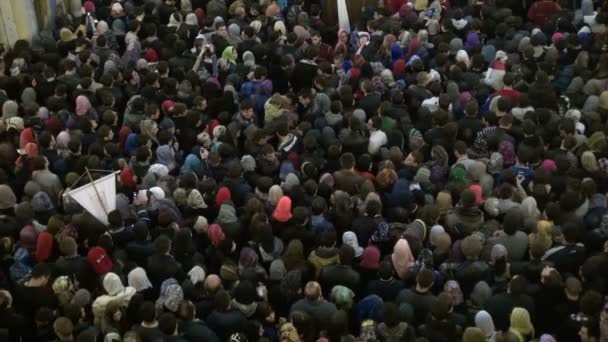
[{"x1": 85, "y1": 167, "x2": 108, "y2": 216}]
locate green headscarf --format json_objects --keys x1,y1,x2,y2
[
  {"x1": 331, "y1": 285, "x2": 355, "y2": 308},
  {"x1": 222, "y1": 46, "x2": 237, "y2": 65}
]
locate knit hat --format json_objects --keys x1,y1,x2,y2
[
  {"x1": 87, "y1": 247, "x2": 113, "y2": 274},
  {"x1": 0, "y1": 185, "x2": 16, "y2": 209},
  {"x1": 273, "y1": 196, "x2": 293, "y2": 222}
]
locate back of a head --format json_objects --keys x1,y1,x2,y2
[
  {"x1": 32, "y1": 262, "x2": 52, "y2": 279},
  {"x1": 503, "y1": 208, "x2": 523, "y2": 235},
  {"x1": 154, "y1": 235, "x2": 171, "y2": 254},
  {"x1": 416, "y1": 269, "x2": 434, "y2": 289},
  {"x1": 138, "y1": 301, "x2": 156, "y2": 323},
  {"x1": 339, "y1": 244, "x2": 355, "y2": 265},
  {"x1": 304, "y1": 281, "x2": 321, "y2": 301},
  {"x1": 158, "y1": 312, "x2": 177, "y2": 335}
]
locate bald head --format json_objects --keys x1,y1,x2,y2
[
  {"x1": 204, "y1": 274, "x2": 222, "y2": 294},
  {"x1": 304, "y1": 281, "x2": 321, "y2": 301}
]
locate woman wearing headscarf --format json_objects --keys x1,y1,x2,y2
[
  {"x1": 182, "y1": 265, "x2": 207, "y2": 302},
  {"x1": 475, "y1": 310, "x2": 498, "y2": 342},
  {"x1": 155, "y1": 278, "x2": 184, "y2": 315},
  {"x1": 484, "y1": 50, "x2": 508, "y2": 91},
  {"x1": 238, "y1": 247, "x2": 268, "y2": 280},
  {"x1": 127, "y1": 267, "x2": 155, "y2": 301},
  {"x1": 509, "y1": 307, "x2": 534, "y2": 342},
  {"x1": 92, "y1": 273, "x2": 136, "y2": 327},
  {"x1": 281, "y1": 239, "x2": 308, "y2": 274},
  {"x1": 391, "y1": 239, "x2": 415, "y2": 280}
]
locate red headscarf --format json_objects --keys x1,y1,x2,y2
[
  {"x1": 216, "y1": 187, "x2": 232, "y2": 207},
  {"x1": 35, "y1": 231, "x2": 54, "y2": 263},
  {"x1": 208, "y1": 224, "x2": 225, "y2": 247},
  {"x1": 19, "y1": 128, "x2": 35, "y2": 149},
  {"x1": 273, "y1": 196, "x2": 293, "y2": 222},
  {"x1": 194, "y1": 8, "x2": 205, "y2": 28}
]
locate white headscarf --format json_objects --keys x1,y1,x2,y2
[
  {"x1": 128, "y1": 267, "x2": 153, "y2": 292},
  {"x1": 188, "y1": 266, "x2": 206, "y2": 285}
]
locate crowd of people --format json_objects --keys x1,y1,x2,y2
[{"x1": 2, "y1": 0, "x2": 608, "y2": 341}]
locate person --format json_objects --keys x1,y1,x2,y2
[
  {"x1": 3, "y1": 1, "x2": 608, "y2": 341},
  {"x1": 290, "y1": 281, "x2": 338, "y2": 331}
]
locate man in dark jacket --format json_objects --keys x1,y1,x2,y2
[
  {"x1": 54, "y1": 237, "x2": 95, "y2": 290},
  {"x1": 126, "y1": 221, "x2": 156, "y2": 267},
  {"x1": 290, "y1": 282, "x2": 338, "y2": 331},
  {"x1": 134, "y1": 301, "x2": 163, "y2": 342},
  {"x1": 542, "y1": 220, "x2": 586, "y2": 276},
  {"x1": 396, "y1": 269, "x2": 437, "y2": 326},
  {"x1": 358, "y1": 79, "x2": 381, "y2": 116},
  {"x1": 147, "y1": 235, "x2": 186, "y2": 292},
  {"x1": 319, "y1": 245, "x2": 361, "y2": 295},
  {"x1": 366, "y1": 261, "x2": 405, "y2": 301},
  {"x1": 333, "y1": 153, "x2": 365, "y2": 196},
  {"x1": 206, "y1": 291, "x2": 245, "y2": 341},
  {"x1": 107, "y1": 210, "x2": 135, "y2": 250},
  {"x1": 178, "y1": 301, "x2": 220, "y2": 342},
  {"x1": 291, "y1": 47, "x2": 318, "y2": 93}
]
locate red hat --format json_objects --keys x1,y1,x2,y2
[
  {"x1": 83, "y1": 1, "x2": 95, "y2": 13},
  {"x1": 273, "y1": 196, "x2": 293, "y2": 222},
  {"x1": 87, "y1": 247, "x2": 113, "y2": 274},
  {"x1": 162, "y1": 99, "x2": 175, "y2": 113},
  {"x1": 145, "y1": 48, "x2": 159, "y2": 63},
  {"x1": 216, "y1": 187, "x2": 232, "y2": 207}
]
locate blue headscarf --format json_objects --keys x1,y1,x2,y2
[{"x1": 355, "y1": 295, "x2": 384, "y2": 323}]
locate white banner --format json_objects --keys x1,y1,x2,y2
[
  {"x1": 68, "y1": 172, "x2": 118, "y2": 225},
  {"x1": 337, "y1": 0, "x2": 351, "y2": 33}
]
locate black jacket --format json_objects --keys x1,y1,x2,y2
[
  {"x1": 126, "y1": 240, "x2": 156, "y2": 267},
  {"x1": 291, "y1": 60, "x2": 318, "y2": 93},
  {"x1": 366, "y1": 278, "x2": 406, "y2": 302},
  {"x1": 54, "y1": 255, "x2": 96, "y2": 290},
  {"x1": 179, "y1": 320, "x2": 221, "y2": 342},
  {"x1": 147, "y1": 253, "x2": 187, "y2": 292},
  {"x1": 206, "y1": 309, "x2": 246, "y2": 341},
  {"x1": 319, "y1": 264, "x2": 361, "y2": 296}
]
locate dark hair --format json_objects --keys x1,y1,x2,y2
[
  {"x1": 154, "y1": 235, "x2": 172, "y2": 254},
  {"x1": 107, "y1": 210, "x2": 123, "y2": 229},
  {"x1": 311, "y1": 196, "x2": 327, "y2": 215},
  {"x1": 31, "y1": 263, "x2": 52, "y2": 279},
  {"x1": 416, "y1": 269, "x2": 434, "y2": 288},
  {"x1": 339, "y1": 153, "x2": 356, "y2": 169},
  {"x1": 139, "y1": 301, "x2": 156, "y2": 323},
  {"x1": 339, "y1": 245, "x2": 355, "y2": 265},
  {"x1": 158, "y1": 312, "x2": 177, "y2": 335}
]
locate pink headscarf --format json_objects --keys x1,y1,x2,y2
[
  {"x1": 469, "y1": 184, "x2": 484, "y2": 206},
  {"x1": 207, "y1": 224, "x2": 225, "y2": 247},
  {"x1": 75, "y1": 95, "x2": 91, "y2": 116},
  {"x1": 391, "y1": 239, "x2": 415, "y2": 279}
]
